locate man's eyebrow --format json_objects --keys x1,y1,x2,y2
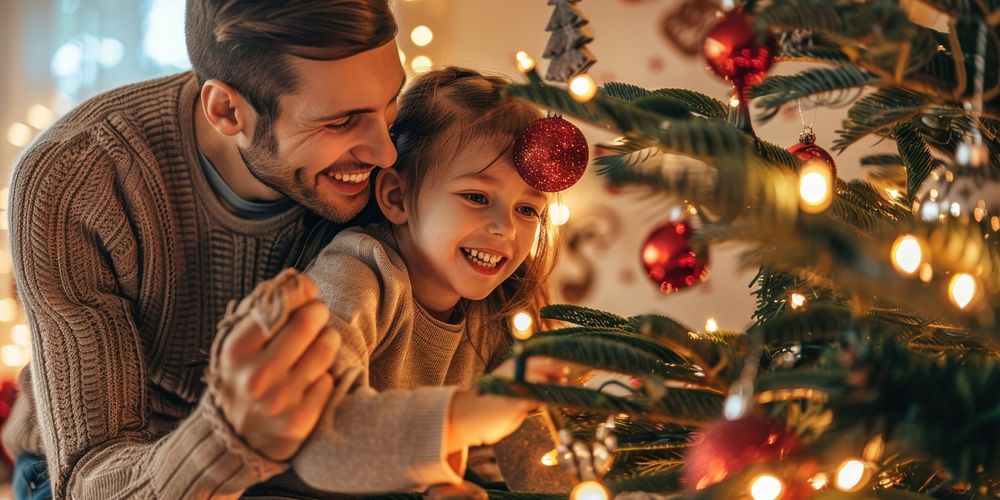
[{"x1": 307, "y1": 76, "x2": 406, "y2": 123}]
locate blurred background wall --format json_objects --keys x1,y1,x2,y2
[{"x1": 0, "y1": 0, "x2": 893, "y2": 383}]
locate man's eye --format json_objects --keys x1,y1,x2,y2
[
  {"x1": 325, "y1": 116, "x2": 355, "y2": 132},
  {"x1": 462, "y1": 193, "x2": 488, "y2": 204}
]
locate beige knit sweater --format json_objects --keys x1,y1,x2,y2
[
  {"x1": 293, "y1": 225, "x2": 510, "y2": 494},
  {"x1": 0, "y1": 73, "x2": 463, "y2": 499}
]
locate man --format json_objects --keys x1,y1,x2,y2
[{"x1": 3, "y1": 1, "x2": 404, "y2": 497}]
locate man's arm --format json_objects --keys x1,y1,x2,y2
[{"x1": 9, "y1": 132, "x2": 333, "y2": 498}]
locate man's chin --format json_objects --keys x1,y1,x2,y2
[{"x1": 306, "y1": 197, "x2": 369, "y2": 224}]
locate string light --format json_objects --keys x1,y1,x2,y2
[
  {"x1": 834, "y1": 459, "x2": 868, "y2": 492},
  {"x1": 749, "y1": 474, "x2": 784, "y2": 500},
  {"x1": 809, "y1": 473, "x2": 829, "y2": 490},
  {"x1": 540, "y1": 449, "x2": 559, "y2": 466},
  {"x1": 26, "y1": 104, "x2": 56, "y2": 130},
  {"x1": 516, "y1": 51, "x2": 536, "y2": 72},
  {"x1": 569, "y1": 74, "x2": 598, "y2": 103},
  {"x1": 12, "y1": 324, "x2": 30, "y2": 346},
  {"x1": 704, "y1": 318, "x2": 719, "y2": 333},
  {"x1": 798, "y1": 160, "x2": 834, "y2": 213},
  {"x1": 890, "y1": 234, "x2": 924, "y2": 275},
  {"x1": 789, "y1": 292, "x2": 806, "y2": 310},
  {"x1": 729, "y1": 96, "x2": 740, "y2": 108},
  {"x1": 919, "y1": 263, "x2": 933, "y2": 283},
  {"x1": 0, "y1": 345, "x2": 27, "y2": 367},
  {"x1": 410, "y1": 25, "x2": 433, "y2": 46},
  {"x1": 0, "y1": 299, "x2": 16, "y2": 323},
  {"x1": 570, "y1": 481, "x2": 609, "y2": 500},
  {"x1": 512, "y1": 311, "x2": 534, "y2": 340},
  {"x1": 7, "y1": 123, "x2": 33, "y2": 147},
  {"x1": 948, "y1": 273, "x2": 978, "y2": 309}
]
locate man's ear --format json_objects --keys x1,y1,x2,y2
[
  {"x1": 200, "y1": 79, "x2": 254, "y2": 138},
  {"x1": 375, "y1": 167, "x2": 408, "y2": 225}
]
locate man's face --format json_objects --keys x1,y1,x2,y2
[{"x1": 241, "y1": 41, "x2": 405, "y2": 223}]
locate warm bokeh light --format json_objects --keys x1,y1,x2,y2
[
  {"x1": 750, "y1": 474, "x2": 783, "y2": 500},
  {"x1": 410, "y1": 25, "x2": 433, "y2": 46},
  {"x1": 799, "y1": 160, "x2": 834, "y2": 213},
  {"x1": 569, "y1": 74, "x2": 598, "y2": 103},
  {"x1": 549, "y1": 202, "x2": 571, "y2": 226},
  {"x1": 27, "y1": 104, "x2": 56, "y2": 130},
  {"x1": 410, "y1": 55, "x2": 433, "y2": 73},
  {"x1": 7, "y1": 122, "x2": 33, "y2": 147},
  {"x1": 571, "y1": 481, "x2": 609, "y2": 500},
  {"x1": 0, "y1": 299, "x2": 17, "y2": 323},
  {"x1": 948, "y1": 273, "x2": 978, "y2": 310},
  {"x1": 919, "y1": 263, "x2": 933, "y2": 283},
  {"x1": 835, "y1": 460, "x2": 867, "y2": 491},
  {"x1": 12, "y1": 324, "x2": 30, "y2": 346},
  {"x1": 540, "y1": 449, "x2": 558, "y2": 467},
  {"x1": 512, "y1": 311, "x2": 533, "y2": 340},
  {"x1": 809, "y1": 473, "x2": 829, "y2": 490},
  {"x1": 1, "y1": 345, "x2": 28, "y2": 368},
  {"x1": 517, "y1": 54, "x2": 536, "y2": 73},
  {"x1": 890, "y1": 234, "x2": 923, "y2": 275},
  {"x1": 729, "y1": 96, "x2": 740, "y2": 108}
]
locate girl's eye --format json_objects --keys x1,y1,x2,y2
[
  {"x1": 325, "y1": 115, "x2": 355, "y2": 132},
  {"x1": 517, "y1": 206, "x2": 541, "y2": 218},
  {"x1": 462, "y1": 193, "x2": 488, "y2": 205}
]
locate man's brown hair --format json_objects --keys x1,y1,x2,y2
[{"x1": 185, "y1": 0, "x2": 397, "y2": 150}]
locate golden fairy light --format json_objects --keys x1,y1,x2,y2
[
  {"x1": 26, "y1": 104, "x2": 56, "y2": 130},
  {"x1": 835, "y1": 459, "x2": 868, "y2": 492},
  {"x1": 11, "y1": 324, "x2": 29, "y2": 346},
  {"x1": 799, "y1": 160, "x2": 834, "y2": 213},
  {"x1": 948, "y1": 273, "x2": 978, "y2": 310},
  {"x1": 512, "y1": 311, "x2": 534, "y2": 340},
  {"x1": 549, "y1": 202, "x2": 571, "y2": 226},
  {"x1": 516, "y1": 51, "x2": 536, "y2": 72},
  {"x1": 729, "y1": 96, "x2": 740, "y2": 108},
  {"x1": 540, "y1": 449, "x2": 558, "y2": 467},
  {"x1": 569, "y1": 74, "x2": 598, "y2": 103},
  {"x1": 750, "y1": 474, "x2": 784, "y2": 500},
  {"x1": 7, "y1": 122, "x2": 33, "y2": 148},
  {"x1": 789, "y1": 292, "x2": 806, "y2": 310},
  {"x1": 704, "y1": 318, "x2": 719, "y2": 333},
  {"x1": 809, "y1": 473, "x2": 829, "y2": 490},
  {"x1": 410, "y1": 55, "x2": 433, "y2": 73},
  {"x1": 410, "y1": 25, "x2": 433, "y2": 46},
  {"x1": 890, "y1": 234, "x2": 924, "y2": 275},
  {"x1": 571, "y1": 481, "x2": 609, "y2": 500}
]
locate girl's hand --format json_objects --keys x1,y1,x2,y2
[
  {"x1": 492, "y1": 355, "x2": 590, "y2": 384},
  {"x1": 445, "y1": 389, "x2": 535, "y2": 453}
]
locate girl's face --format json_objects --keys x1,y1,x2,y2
[{"x1": 394, "y1": 142, "x2": 548, "y2": 318}]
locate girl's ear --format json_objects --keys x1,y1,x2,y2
[{"x1": 375, "y1": 167, "x2": 408, "y2": 225}]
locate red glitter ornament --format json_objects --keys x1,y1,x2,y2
[
  {"x1": 640, "y1": 220, "x2": 709, "y2": 293},
  {"x1": 683, "y1": 415, "x2": 800, "y2": 491},
  {"x1": 702, "y1": 8, "x2": 777, "y2": 95},
  {"x1": 513, "y1": 117, "x2": 589, "y2": 192},
  {"x1": 787, "y1": 131, "x2": 837, "y2": 177}
]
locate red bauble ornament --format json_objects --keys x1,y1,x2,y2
[
  {"x1": 683, "y1": 415, "x2": 800, "y2": 491},
  {"x1": 787, "y1": 131, "x2": 837, "y2": 178},
  {"x1": 702, "y1": 8, "x2": 777, "y2": 94},
  {"x1": 640, "y1": 220, "x2": 709, "y2": 293},
  {"x1": 513, "y1": 117, "x2": 589, "y2": 192}
]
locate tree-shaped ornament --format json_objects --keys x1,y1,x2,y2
[{"x1": 544, "y1": 0, "x2": 597, "y2": 82}]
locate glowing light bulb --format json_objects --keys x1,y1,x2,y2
[
  {"x1": 919, "y1": 263, "x2": 933, "y2": 283},
  {"x1": 1, "y1": 345, "x2": 26, "y2": 367},
  {"x1": 0, "y1": 299, "x2": 16, "y2": 323},
  {"x1": 27, "y1": 105, "x2": 56, "y2": 130},
  {"x1": 571, "y1": 481, "x2": 608, "y2": 500},
  {"x1": 569, "y1": 74, "x2": 597, "y2": 103},
  {"x1": 540, "y1": 449, "x2": 558, "y2": 466},
  {"x1": 809, "y1": 473, "x2": 829, "y2": 490},
  {"x1": 948, "y1": 273, "x2": 978, "y2": 309},
  {"x1": 789, "y1": 293, "x2": 806, "y2": 310},
  {"x1": 410, "y1": 55, "x2": 433, "y2": 73},
  {"x1": 410, "y1": 25, "x2": 433, "y2": 46},
  {"x1": 12, "y1": 324, "x2": 30, "y2": 346},
  {"x1": 516, "y1": 53, "x2": 536, "y2": 72},
  {"x1": 7, "y1": 123, "x2": 33, "y2": 148},
  {"x1": 704, "y1": 318, "x2": 719, "y2": 333},
  {"x1": 835, "y1": 460, "x2": 867, "y2": 491},
  {"x1": 512, "y1": 311, "x2": 533, "y2": 340},
  {"x1": 750, "y1": 474, "x2": 783, "y2": 500},
  {"x1": 891, "y1": 234, "x2": 923, "y2": 275},
  {"x1": 729, "y1": 96, "x2": 740, "y2": 108},
  {"x1": 798, "y1": 160, "x2": 833, "y2": 213},
  {"x1": 549, "y1": 202, "x2": 570, "y2": 226}
]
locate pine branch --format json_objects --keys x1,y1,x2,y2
[
  {"x1": 834, "y1": 88, "x2": 930, "y2": 152},
  {"x1": 752, "y1": 305, "x2": 854, "y2": 345},
  {"x1": 894, "y1": 122, "x2": 936, "y2": 203},
  {"x1": 536, "y1": 329, "x2": 692, "y2": 366},
  {"x1": 516, "y1": 334, "x2": 698, "y2": 380},
  {"x1": 477, "y1": 376, "x2": 647, "y2": 414},
  {"x1": 600, "y1": 84, "x2": 728, "y2": 119},
  {"x1": 540, "y1": 303, "x2": 630, "y2": 329},
  {"x1": 751, "y1": 66, "x2": 881, "y2": 122},
  {"x1": 594, "y1": 147, "x2": 661, "y2": 176}
]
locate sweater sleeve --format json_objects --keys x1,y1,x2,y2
[
  {"x1": 9, "y1": 129, "x2": 285, "y2": 498},
  {"x1": 292, "y1": 230, "x2": 465, "y2": 493}
]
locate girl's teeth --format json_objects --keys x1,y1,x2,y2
[{"x1": 463, "y1": 249, "x2": 503, "y2": 269}]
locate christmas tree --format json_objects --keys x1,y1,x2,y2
[
  {"x1": 476, "y1": 0, "x2": 1000, "y2": 498},
  {"x1": 543, "y1": 0, "x2": 597, "y2": 82}
]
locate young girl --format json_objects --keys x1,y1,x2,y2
[{"x1": 290, "y1": 67, "x2": 562, "y2": 494}]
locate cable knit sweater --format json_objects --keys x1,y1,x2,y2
[
  {"x1": 1, "y1": 72, "x2": 368, "y2": 498},
  {"x1": 293, "y1": 225, "x2": 510, "y2": 494}
]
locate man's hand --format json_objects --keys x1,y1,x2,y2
[
  {"x1": 445, "y1": 389, "x2": 535, "y2": 453},
  {"x1": 211, "y1": 268, "x2": 340, "y2": 462}
]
